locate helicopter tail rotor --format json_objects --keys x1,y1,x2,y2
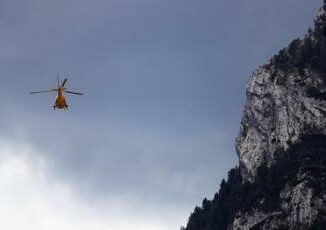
[{"x1": 61, "y1": 78, "x2": 68, "y2": 88}]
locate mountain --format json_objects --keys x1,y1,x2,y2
[{"x1": 184, "y1": 2, "x2": 326, "y2": 229}]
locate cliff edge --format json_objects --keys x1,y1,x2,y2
[{"x1": 184, "y1": 2, "x2": 326, "y2": 229}]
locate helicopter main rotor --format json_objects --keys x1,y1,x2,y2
[{"x1": 30, "y1": 77, "x2": 83, "y2": 95}]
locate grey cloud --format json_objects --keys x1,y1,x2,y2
[{"x1": 0, "y1": 0, "x2": 321, "y2": 227}]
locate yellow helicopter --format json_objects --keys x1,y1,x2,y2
[{"x1": 30, "y1": 75, "x2": 83, "y2": 110}]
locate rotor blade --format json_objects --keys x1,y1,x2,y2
[
  {"x1": 65, "y1": 90, "x2": 83, "y2": 95},
  {"x1": 61, "y1": 78, "x2": 68, "y2": 87},
  {"x1": 57, "y1": 73, "x2": 60, "y2": 86},
  {"x1": 30, "y1": 90, "x2": 53, "y2": 94}
]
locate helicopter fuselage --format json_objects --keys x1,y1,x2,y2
[{"x1": 54, "y1": 88, "x2": 68, "y2": 110}]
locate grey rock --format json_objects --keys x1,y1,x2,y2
[
  {"x1": 236, "y1": 4, "x2": 326, "y2": 183},
  {"x1": 236, "y1": 66, "x2": 326, "y2": 182}
]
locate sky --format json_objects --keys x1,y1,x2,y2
[{"x1": 0, "y1": 0, "x2": 322, "y2": 229}]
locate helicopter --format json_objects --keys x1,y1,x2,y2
[{"x1": 30, "y1": 75, "x2": 83, "y2": 110}]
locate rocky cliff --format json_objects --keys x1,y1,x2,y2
[{"x1": 184, "y1": 2, "x2": 326, "y2": 229}]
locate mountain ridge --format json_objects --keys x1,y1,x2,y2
[{"x1": 184, "y1": 1, "x2": 326, "y2": 229}]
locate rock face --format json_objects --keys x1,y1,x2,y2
[
  {"x1": 236, "y1": 63, "x2": 326, "y2": 183},
  {"x1": 184, "y1": 2, "x2": 326, "y2": 230},
  {"x1": 230, "y1": 135, "x2": 326, "y2": 230},
  {"x1": 236, "y1": 3, "x2": 326, "y2": 182}
]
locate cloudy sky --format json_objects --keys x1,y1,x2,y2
[{"x1": 0, "y1": 0, "x2": 321, "y2": 229}]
